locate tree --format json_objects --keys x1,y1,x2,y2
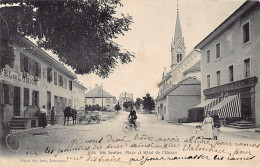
[
  {"x1": 0, "y1": 0, "x2": 134, "y2": 78},
  {"x1": 123, "y1": 101, "x2": 133, "y2": 110},
  {"x1": 134, "y1": 98, "x2": 142, "y2": 110},
  {"x1": 142, "y1": 93, "x2": 155, "y2": 113},
  {"x1": 114, "y1": 102, "x2": 121, "y2": 112}
]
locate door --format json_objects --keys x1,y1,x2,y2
[
  {"x1": 47, "y1": 91, "x2": 51, "y2": 112},
  {"x1": 241, "y1": 97, "x2": 251, "y2": 119},
  {"x1": 13, "y1": 86, "x2": 20, "y2": 116}
]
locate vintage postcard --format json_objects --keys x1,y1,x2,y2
[{"x1": 0, "y1": 0, "x2": 259, "y2": 167}]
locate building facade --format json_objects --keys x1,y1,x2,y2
[
  {"x1": 156, "y1": 4, "x2": 201, "y2": 123},
  {"x1": 195, "y1": 1, "x2": 260, "y2": 127},
  {"x1": 72, "y1": 81, "x2": 87, "y2": 110},
  {"x1": 0, "y1": 35, "x2": 77, "y2": 127},
  {"x1": 85, "y1": 84, "x2": 117, "y2": 111},
  {"x1": 118, "y1": 92, "x2": 134, "y2": 108}
]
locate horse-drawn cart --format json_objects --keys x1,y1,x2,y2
[{"x1": 77, "y1": 111, "x2": 101, "y2": 124}]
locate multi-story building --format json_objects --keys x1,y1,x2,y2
[
  {"x1": 72, "y1": 81, "x2": 87, "y2": 110},
  {"x1": 195, "y1": 1, "x2": 260, "y2": 128},
  {"x1": 0, "y1": 34, "x2": 77, "y2": 128},
  {"x1": 156, "y1": 4, "x2": 201, "y2": 123},
  {"x1": 85, "y1": 84, "x2": 117, "y2": 111},
  {"x1": 118, "y1": 92, "x2": 134, "y2": 108}
]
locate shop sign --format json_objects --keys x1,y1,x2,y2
[{"x1": 0, "y1": 68, "x2": 39, "y2": 86}]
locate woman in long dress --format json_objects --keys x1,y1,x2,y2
[{"x1": 203, "y1": 113, "x2": 214, "y2": 139}]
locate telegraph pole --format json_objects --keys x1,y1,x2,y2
[{"x1": 101, "y1": 83, "x2": 103, "y2": 109}]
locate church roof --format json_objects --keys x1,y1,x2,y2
[
  {"x1": 156, "y1": 77, "x2": 201, "y2": 101},
  {"x1": 85, "y1": 86, "x2": 115, "y2": 98},
  {"x1": 183, "y1": 60, "x2": 201, "y2": 75}
]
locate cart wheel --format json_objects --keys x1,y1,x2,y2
[
  {"x1": 122, "y1": 123, "x2": 130, "y2": 133},
  {"x1": 78, "y1": 118, "x2": 83, "y2": 124},
  {"x1": 6, "y1": 134, "x2": 21, "y2": 152}
]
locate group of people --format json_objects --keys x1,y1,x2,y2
[{"x1": 37, "y1": 105, "x2": 56, "y2": 128}]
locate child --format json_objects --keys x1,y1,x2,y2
[{"x1": 213, "y1": 125, "x2": 220, "y2": 140}]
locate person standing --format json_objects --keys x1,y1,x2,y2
[
  {"x1": 38, "y1": 105, "x2": 47, "y2": 128},
  {"x1": 202, "y1": 113, "x2": 214, "y2": 139},
  {"x1": 49, "y1": 106, "x2": 55, "y2": 125}
]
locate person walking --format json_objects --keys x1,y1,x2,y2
[
  {"x1": 49, "y1": 106, "x2": 55, "y2": 125},
  {"x1": 38, "y1": 105, "x2": 47, "y2": 128},
  {"x1": 202, "y1": 113, "x2": 214, "y2": 139}
]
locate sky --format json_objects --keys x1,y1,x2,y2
[
  {"x1": 74, "y1": 0, "x2": 245, "y2": 100},
  {"x1": 19, "y1": 0, "x2": 245, "y2": 100}
]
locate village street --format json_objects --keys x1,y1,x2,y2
[{"x1": 1, "y1": 111, "x2": 260, "y2": 167}]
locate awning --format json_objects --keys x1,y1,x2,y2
[
  {"x1": 208, "y1": 95, "x2": 241, "y2": 118},
  {"x1": 194, "y1": 98, "x2": 220, "y2": 114}
]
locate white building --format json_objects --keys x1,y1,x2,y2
[
  {"x1": 85, "y1": 84, "x2": 117, "y2": 111},
  {"x1": 0, "y1": 34, "x2": 77, "y2": 128},
  {"x1": 72, "y1": 81, "x2": 87, "y2": 110},
  {"x1": 118, "y1": 92, "x2": 134, "y2": 108}
]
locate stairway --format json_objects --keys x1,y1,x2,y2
[
  {"x1": 226, "y1": 120, "x2": 256, "y2": 129},
  {"x1": 9, "y1": 117, "x2": 38, "y2": 130}
]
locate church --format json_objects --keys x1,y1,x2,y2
[{"x1": 156, "y1": 2, "x2": 201, "y2": 123}]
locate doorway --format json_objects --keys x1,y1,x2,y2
[
  {"x1": 47, "y1": 91, "x2": 51, "y2": 112},
  {"x1": 13, "y1": 86, "x2": 20, "y2": 116}
]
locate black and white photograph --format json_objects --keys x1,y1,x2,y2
[{"x1": 0, "y1": 0, "x2": 260, "y2": 167}]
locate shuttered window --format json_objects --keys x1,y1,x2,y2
[
  {"x1": 20, "y1": 53, "x2": 24, "y2": 72},
  {"x1": 64, "y1": 78, "x2": 67, "y2": 89},
  {"x1": 32, "y1": 90, "x2": 39, "y2": 106},
  {"x1": 47, "y1": 68, "x2": 53, "y2": 82},
  {"x1": 24, "y1": 88, "x2": 29, "y2": 106},
  {"x1": 54, "y1": 71, "x2": 57, "y2": 85},
  {"x1": 3, "y1": 83, "x2": 9, "y2": 104},
  {"x1": 69, "y1": 80, "x2": 72, "y2": 90}
]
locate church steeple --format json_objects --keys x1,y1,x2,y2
[
  {"x1": 174, "y1": 3, "x2": 183, "y2": 45},
  {"x1": 171, "y1": 0, "x2": 185, "y2": 70}
]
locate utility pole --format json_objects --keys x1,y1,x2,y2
[{"x1": 101, "y1": 83, "x2": 103, "y2": 109}]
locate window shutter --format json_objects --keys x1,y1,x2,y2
[
  {"x1": 38, "y1": 63, "x2": 41, "y2": 79},
  {"x1": 36, "y1": 91, "x2": 39, "y2": 107},
  {"x1": 20, "y1": 53, "x2": 24, "y2": 72},
  {"x1": 0, "y1": 82, "x2": 3, "y2": 104},
  {"x1": 9, "y1": 85, "x2": 14, "y2": 105},
  {"x1": 32, "y1": 90, "x2": 35, "y2": 106}
]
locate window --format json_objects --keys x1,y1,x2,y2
[
  {"x1": 54, "y1": 72, "x2": 57, "y2": 85},
  {"x1": 244, "y1": 58, "x2": 250, "y2": 78},
  {"x1": 92, "y1": 99, "x2": 95, "y2": 103},
  {"x1": 228, "y1": 65, "x2": 234, "y2": 82},
  {"x1": 32, "y1": 90, "x2": 39, "y2": 106},
  {"x1": 177, "y1": 54, "x2": 179, "y2": 62},
  {"x1": 106, "y1": 98, "x2": 111, "y2": 103},
  {"x1": 207, "y1": 50, "x2": 210, "y2": 64},
  {"x1": 216, "y1": 71, "x2": 221, "y2": 86},
  {"x1": 24, "y1": 88, "x2": 29, "y2": 106},
  {"x1": 216, "y1": 43, "x2": 220, "y2": 59},
  {"x1": 179, "y1": 54, "x2": 182, "y2": 62},
  {"x1": 47, "y1": 68, "x2": 52, "y2": 82},
  {"x1": 3, "y1": 83, "x2": 9, "y2": 104},
  {"x1": 207, "y1": 75, "x2": 210, "y2": 89},
  {"x1": 227, "y1": 34, "x2": 233, "y2": 51},
  {"x1": 59, "y1": 75, "x2": 63, "y2": 87},
  {"x1": 24, "y1": 55, "x2": 29, "y2": 72},
  {"x1": 69, "y1": 80, "x2": 73, "y2": 90},
  {"x1": 243, "y1": 22, "x2": 250, "y2": 43}
]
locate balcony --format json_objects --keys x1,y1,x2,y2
[{"x1": 204, "y1": 76, "x2": 258, "y2": 97}]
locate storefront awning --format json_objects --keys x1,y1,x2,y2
[
  {"x1": 194, "y1": 98, "x2": 219, "y2": 114},
  {"x1": 208, "y1": 95, "x2": 241, "y2": 118}
]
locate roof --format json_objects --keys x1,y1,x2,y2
[
  {"x1": 85, "y1": 86, "x2": 115, "y2": 98},
  {"x1": 156, "y1": 77, "x2": 201, "y2": 101},
  {"x1": 73, "y1": 80, "x2": 87, "y2": 90},
  {"x1": 183, "y1": 60, "x2": 201, "y2": 75},
  {"x1": 195, "y1": 0, "x2": 259, "y2": 49},
  {"x1": 17, "y1": 35, "x2": 77, "y2": 79}
]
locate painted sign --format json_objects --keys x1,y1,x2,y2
[{"x1": 0, "y1": 68, "x2": 39, "y2": 86}]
